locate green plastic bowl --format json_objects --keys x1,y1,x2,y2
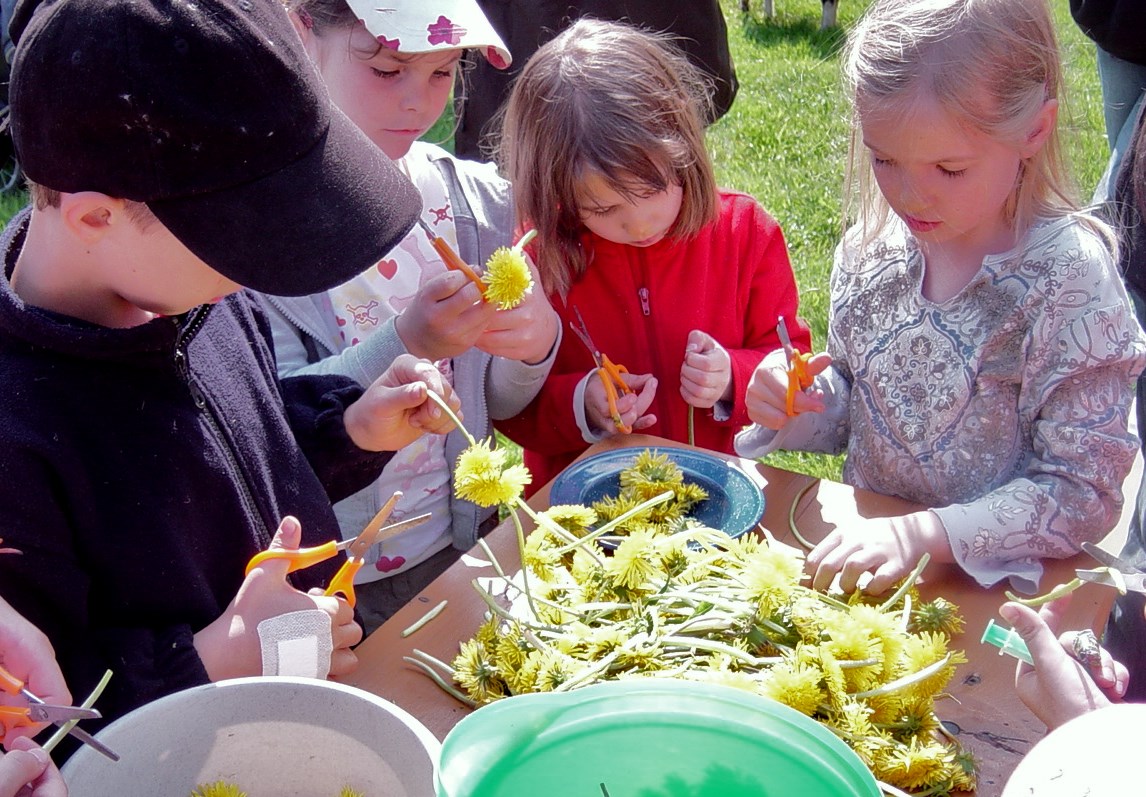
[{"x1": 435, "y1": 680, "x2": 880, "y2": 797}]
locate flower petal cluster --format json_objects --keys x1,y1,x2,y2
[
  {"x1": 454, "y1": 439, "x2": 531, "y2": 507},
  {"x1": 481, "y1": 246, "x2": 533, "y2": 310}
]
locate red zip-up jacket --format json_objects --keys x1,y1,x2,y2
[{"x1": 497, "y1": 191, "x2": 811, "y2": 492}]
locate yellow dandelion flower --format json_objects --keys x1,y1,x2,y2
[
  {"x1": 738, "y1": 546, "x2": 804, "y2": 615},
  {"x1": 788, "y1": 596, "x2": 826, "y2": 644},
  {"x1": 606, "y1": 529, "x2": 662, "y2": 590},
  {"x1": 191, "y1": 782, "x2": 247, "y2": 797},
  {"x1": 339, "y1": 789, "x2": 366, "y2": 797},
  {"x1": 505, "y1": 650, "x2": 542, "y2": 694},
  {"x1": 540, "y1": 504, "x2": 598, "y2": 536},
  {"x1": 911, "y1": 596, "x2": 966, "y2": 637},
  {"x1": 481, "y1": 246, "x2": 534, "y2": 309},
  {"x1": 535, "y1": 649, "x2": 577, "y2": 691},
  {"x1": 875, "y1": 737, "x2": 957, "y2": 791},
  {"x1": 758, "y1": 659, "x2": 824, "y2": 716},
  {"x1": 453, "y1": 438, "x2": 531, "y2": 507},
  {"x1": 523, "y1": 530, "x2": 561, "y2": 580},
  {"x1": 897, "y1": 632, "x2": 965, "y2": 700},
  {"x1": 495, "y1": 623, "x2": 532, "y2": 674},
  {"x1": 472, "y1": 615, "x2": 501, "y2": 652},
  {"x1": 847, "y1": 604, "x2": 907, "y2": 681},
  {"x1": 452, "y1": 639, "x2": 506, "y2": 704}
]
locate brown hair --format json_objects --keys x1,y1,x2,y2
[
  {"x1": 498, "y1": 18, "x2": 719, "y2": 296},
  {"x1": 29, "y1": 182, "x2": 158, "y2": 228}
]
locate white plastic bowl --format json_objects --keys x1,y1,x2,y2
[{"x1": 61, "y1": 677, "x2": 440, "y2": 797}]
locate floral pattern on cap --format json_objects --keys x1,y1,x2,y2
[{"x1": 343, "y1": 0, "x2": 511, "y2": 68}]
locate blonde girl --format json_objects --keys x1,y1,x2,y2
[
  {"x1": 495, "y1": 18, "x2": 810, "y2": 492},
  {"x1": 739, "y1": 0, "x2": 1146, "y2": 596},
  {"x1": 257, "y1": 0, "x2": 560, "y2": 633}
]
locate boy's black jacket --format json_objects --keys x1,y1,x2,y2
[{"x1": 0, "y1": 209, "x2": 394, "y2": 739}]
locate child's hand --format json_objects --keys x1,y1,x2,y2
[
  {"x1": 0, "y1": 602, "x2": 70, "y2": 747},
  {"x1": 806, "y1": 510, "x2": 953, "y2": 594},
  {"x1": 1000, "y1": 597, "x2": 1125, "y2": 730},
  {"x1": 0, "y1": 736, "x2": 66, "y2": 797},
  {"x1": 680, "y1": 330, "x2": 731, "y2": 409},
  {"x1": 344, "y1": 354, "x2": 462, "y2": 452},
  {"x1": 476, "y1": 259, "x2": 559, "y2": 364},
  {"x1": 194, "y1": 517, "x2": 362, "y2": 682},
  {"x1": 585, "y1": 372, "x2": 657, "y2": 436},
  {"x1": 395, "y1": 271, "x2": 495, "y2": 361},
  {"x1": 745, "y1": 349, "x2": 832, "y2": 429}
]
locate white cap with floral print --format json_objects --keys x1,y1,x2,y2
[{"x1": 343, "y1": 0, "x2": 511, "y2": 68}]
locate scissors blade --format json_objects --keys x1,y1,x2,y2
[
  {"x1": 1077, "y1": 567, "x2": 1146, "y2": 594},
  {"x1": 776, "y1": 316, "x2": 796, "y2": 367},
  {"x1": 25, "y1": 704, "x2": 101, "y2": 724},
  {"x1": 1081, "y1": 541, "x2": 1141, "y2": 574},
  {"x1": 372, "y1": 513, "x2": 433, "y2": 547},
  {"x1": 569, "y1": 307, "x2": 605, "y2": 367},
  {"x1": 19, "y1": 693, "x2": 119, "y2": 761},
  {"x1": 347, "y1": 492, "x2": 403, "y2": 560}
]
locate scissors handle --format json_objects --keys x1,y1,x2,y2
[
  {"x1": 0, "y1": 664, "x2": 25, "y2": 697},
  {"x1": 783, "y1": 352, "x2": 814, "y2": 417},
  {"x1": 245, "y1": 539, "x2": 341, "y2": 577},
  {"x1": 324, "y1": 560, "x2": 362, "y2": 608}
]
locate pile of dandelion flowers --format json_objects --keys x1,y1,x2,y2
[{"x1": 481, "y1": 229, "x2": 537, "y2": 310}]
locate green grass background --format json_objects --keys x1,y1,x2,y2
[{"x1": 0, "y1": 0, "x2": 1104, "y2": 481}]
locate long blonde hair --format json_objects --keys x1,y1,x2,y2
[
  {"x1": 498, "y1": 18, "x2": 719, "y2": 296},
  {"x1": 842, "y1": 0, "x2": 1080, "y2": 245}
]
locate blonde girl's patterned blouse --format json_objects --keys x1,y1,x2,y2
[{"x1": 737, "y1": 214, "x2": 1146, "y2": 591}]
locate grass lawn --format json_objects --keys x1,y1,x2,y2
[{"x1": 0, "y1": 0, "x2": 1105, "y2": 481}]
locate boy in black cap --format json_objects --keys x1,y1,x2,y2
[{"x1": 0, "y1": 0, "x2": 461, "y2": 736}]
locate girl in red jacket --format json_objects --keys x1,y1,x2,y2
[{"x1": 496, "y1": 18, "x2": 810, "y2": 492}]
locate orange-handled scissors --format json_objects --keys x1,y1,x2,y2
[
  {"x1": 244, "y1": 493, "x2": 431, "y2": 609},
  {"x1": 777, "y1": 316, "x2": 814, "y2": 417},
  {"x1": 415, "y1": 218, "x2": 486, "y2": 295},
  {"x1": 0, "y1": 664, "x2": 119, "y2": 760},
  {"x1": 569, "y1": 306, "x2": 634, "y2": 434}
]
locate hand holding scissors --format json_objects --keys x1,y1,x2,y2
[
  {"x1": 569, "y1": 307, "x2": 637, "y2": 434},
  {"x1": 245, "y1": 492, "x2": 431, "y2": 609},
  {"x1": 0, "y1": 664, "x2": 117, "y2": 761},
  {"x1": 777, "y1": 316, "x2": 814, "y2": 417},
  {"x1": 1076, "y1": 542, "x2": 1146, "y2": 595}
]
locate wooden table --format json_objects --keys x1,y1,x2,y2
[{"x1": 343, "y1": 435, "x2": 1115, "y2": 797}]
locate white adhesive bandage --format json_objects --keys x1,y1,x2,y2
[{"x1": 257, "y1": 609, "x2": 333, "y2": 679}]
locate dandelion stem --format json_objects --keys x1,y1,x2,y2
[
  {"x1": 401, "y1": 599, "x2": 448, "y2": 638},
  {"x1": 424, "y1": 391, "x2": 475, "y2": 446},
  {"x1": 513, "y1": 228, "x2": 538, "y2": 252},
  {"x1": 853, "y1": 653, "x2": 951, "y2": 699},
  {"x1": 403, "y1": 656, "x2": 475, "y2": 706},
  {"x1": 43, "y1": 669, "x2": 112, "y2": 755},
  {"x1": 687, "y1": 406, "x2": 695, "y2": 447},
  {"x1": 878, "y1": 553, "x2": 930, "y2": 613},
  {"x1": 509, "y1": 509, "x2": 538, "y2": 618},
  {"x1": 787, "y1": 480, "x2": 819, "y2": 550},
  {"x1": 1005, "y1": 578, "x2": 1083, "y2": 607}
]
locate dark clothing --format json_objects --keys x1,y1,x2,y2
[
  {"x1": 0, "y1": 209, "x2": 393, "y2": 734},
  {"x1": 1105, "y1": 103, "x2": 1146, "y2": 697},
  {"x1": 1070, "y1": 0, "x2": 1146, "y2": 66},
  {"x1": 454, "y1": 0, "x2": 738, "y2": 159}
]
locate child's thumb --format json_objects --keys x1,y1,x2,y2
[
  {"x1": 1000, "y1": 601, "x2": 1061, "y2": 661},
  {"x1": 685, "y1": 329, "x2": 711, "y2": 354},
  {"x1": 270, "y1": 515, "x2": 303, "y2": 550}
]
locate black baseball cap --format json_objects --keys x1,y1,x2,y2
[{"x1": 8, "y1": 0, "x2": 421, "y2": 297}]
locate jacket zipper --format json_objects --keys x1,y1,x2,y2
[
  {"x1": 636, "y1": 250, "x2": 673, "y2": 434},
  {"x1": 173, "y1": 307, "x2": 270, "y2": 543}
]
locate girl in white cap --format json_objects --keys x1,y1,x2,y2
[{"x1": 258, "y1": 0, "x2": 560, "y2": 634}]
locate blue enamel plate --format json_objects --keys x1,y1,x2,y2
[{"x1": 548, "y1": 447, "x2": 766, "y2": 543}]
